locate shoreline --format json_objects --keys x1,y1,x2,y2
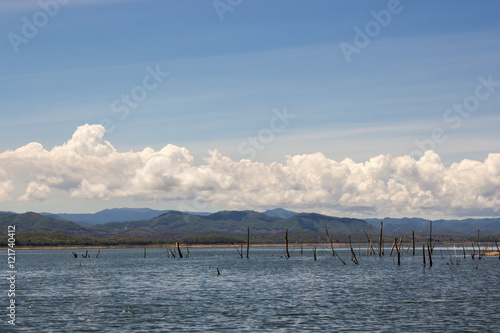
[
  {"x1": 7, "y1": 243, "x2": 347, "y2": 250},
  {"x1": 4, "y1": 242, "x2": 495, "y2": 251}
]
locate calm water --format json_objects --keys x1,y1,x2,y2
[{"x1": 2, "y1": 246, "x2": 499, "y2": 332}]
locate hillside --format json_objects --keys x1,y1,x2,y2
[
  {"x1": 91, "y1": 210, "x2": 372, "y2": 238},
  {"x1": 0, "y1": 212, "x2": 91, "y2": 234},
  {"x1": 364, "y1": 217, "x2": 500, "y2": 235},
  {"x1": 1, "y1": 210, "x2": 373, "y2": 239},
  {"x1": 2, "y1": 211, "x2": 499, "y2": 245},
  {"x1": 42, "y1": 208, "x2": 211, "y2": 225}
]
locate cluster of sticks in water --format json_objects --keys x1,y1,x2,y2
[{"x1": 71, "y1": 222, "x2": 500, "y2": 270}]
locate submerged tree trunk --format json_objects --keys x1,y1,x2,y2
[
  {"x1": 390, "y1": 238, "x2": 397, "y2": 256},
  {"x1": 233, "y1": 243, "x2": 243, "y2": 258},
  {"x1": 427, "y1": 243, "x2": 433, "y2": 267},
  {"x1": 422, "y1": 244, "x2": 426, "y2": 267},
  {"x1": 364, "y1": 231, "x2": 375, "y2": 255},
  {"x1": 246, "y1": 225, "x2": 250, "y2": 259},
  {"x1": 284, "y1": 228, "x2": 290, "y2": 258},
  {"x1": 176, "y1": 242, "x2": 183, "y2": 258},
  {"x1": 495, "y1": 233, "x2": 500, "y2": 259},
  {"x1": 378, "y1": 222, "x2": 383, "y2": 257},
  {"x1": 429, "y1": 221, "x2": 433, "y2": 254},
  {"x1": 349, "y1": 235, "x2": 359, "y2": 264},
  {"x1": 412, "y1": 230, "x2": 415, "y2": 256}
]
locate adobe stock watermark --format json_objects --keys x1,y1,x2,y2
[
  {"x1": 410, "y1": 74, "x2": 499, "y2": 159},
  {"x1": 177, "y1": 176, "x2": 231, "y2": 222},
  {"x1": 213, "y1": 0, "x2": 243, "y2": 21},
  {"x1": 238, "y1": 107, "x2": 296, "y2": 160},
  {"x1": 7, "y1": 0, "x2": 71, "y2": 54},
  {"x1": 339, "y1": 0, "x2": 408, "y2": 64},
  {"x1": 100, "y1": 64, "x2": 169, "y2": 134}
]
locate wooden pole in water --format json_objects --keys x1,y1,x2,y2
[
  {"x1": 477, "y1": 229, "x2": 481, "y2": 258},
  {"x1": 422, "y1": 243, "x2": 426, "y2": 267},
  {"x1": 233, "y1": 243, "x2": 243, "y2": 258},
  {"x1": 313, "y1": 246, "x2": 317, "y2": 261},
  {"x1": 144, "y1": 248, "x2": 146, "y2": 258},
  {"x1": 390, "y1": 238, "x2": 397, "y2": 256},
  {"x1": 445, "y1": 245, "x2": 453, "y2": 265},
  {"x1": 495, "y1": 233, "x2": 500, "y2": 260},
  {"x1": 349, "y1": 235, "x2": 359, "y2": 264},
  {"x1": 395, "y1": 237, "x2": 401, "y2": 266},
  {"x1": 453, "y1": 245, "x2": 460, "y2": 265},
  {"x1": 412, "y1": 230, "x2": 415, "y2": 256},
  {"x1": 176, "y1": 242, "x2": 183, "y2": 258},
  {"x1": 427, "y1": 242, "x2": 433, "y2": 267},
  {"x1": 284, "y1": 228, "x2": 290, "y2": 258},
  {"x1": 246, "y1": 225, "x2": 250, "y2": 259},
  {"x1": 325, "y1": 224, "x2": 337, "y2": 257},
  {"x1": 429, "y1": 221, "x2": 433, "y2": 254},
  {"x1": 378, "y1": 221, "x2": 383, "y2": 257},
  {"x1": 364, "y1": 231, "x2": 375, "y2": 255}
]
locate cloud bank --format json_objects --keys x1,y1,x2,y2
[{"x1": 0, "y1": 124, "x2": 499, "y2": 217}]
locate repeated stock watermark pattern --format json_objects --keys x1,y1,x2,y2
[
  {"x1": 213, "y1": 0, "x2": 243, "y2": 21},
  {"x1": 7, "y1": 0, "x2": 71, "y2": 54},
  {"x1": 410, "y1": 74, "x2": 499, "y2": 159},
  {"x1": 47, "y1": 64, "x2": 169, "y2": 189},
  {"x1": 237, "y1": 107, "x2": 296, "y2": 160},
  {"x1": 339, "y1": 0, "x2": 407, "y2": 64},
  {"x1": 178, "y1": 107, "x2": 295, "y2": 216},
  {"x1": 100, "y1": 64, "x2": 169, "y2": 134}
]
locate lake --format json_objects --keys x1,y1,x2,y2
[{"x1": 2, "y1": 246, "x2": 499, "y2": 332}]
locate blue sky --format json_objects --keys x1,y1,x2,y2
[{"x1": 0, "y1": 0, "x2": 499, "y2": 217}]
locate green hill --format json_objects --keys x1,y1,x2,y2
[
  {"x1": 0, "y1": 212, "x2": 90, "y2": 234},
  {"x1": 89, "y1": 210, "x2": 373, "y2": 238}
]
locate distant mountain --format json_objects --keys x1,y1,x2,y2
[
  {"x1": 263, "y1": 208, "x2": 297, "y2": 218},
  {"x1": 285, "y1": 213, "x2": 374, "y2": 233},
  {"x1": 41, "y1": 207, "x2": 298, "y2": 225},
  {"x1": 89, "y1": 210, "x2": 373, "y2": 238},
  {"x1": 41, "y1": 208, "x2": 211, "y2": 225},
  {"x1": 3, "y1": 210, "x2": 499, "y2": 241},
  {"x1": 0, "y1": 212, "x2": 91, "y2": 234},
  {"x1": 364, "y1": 217, "x2": 500, "y2": 235}
]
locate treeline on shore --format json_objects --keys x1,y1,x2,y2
[{"x1": 1, "y1": 230, "x2": 498, "y2": 248}]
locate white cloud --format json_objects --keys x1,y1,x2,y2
[
  {"x1": 0, "y1": 181, "x2": 14, "y2": 202},
  {"x1": 0, "y1": 169, "x2": 13, "y2": 202},
  {"x1": 0, "y1": 124, "x2": 499, "y2": 217},
  {"x1": 18, "y1": 181, "x2": 51, "y2": 202},
  {"x1": 70, "y1": 180, "x2": 111, "y2": 200}
]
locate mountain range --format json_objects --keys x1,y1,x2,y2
[
  {"x1": 1, "y1": 208, "x2": 499, "y2": 240},
  {"x1": 40, "y1": 207, "x2": 295, "y2": 225},
  {"x1": 0, "y1": 209, "x2": 374, "y2": 240}
]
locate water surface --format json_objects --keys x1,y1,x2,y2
[{"x1": 3, "y1": 247, "x2": 499, "y2": 332}]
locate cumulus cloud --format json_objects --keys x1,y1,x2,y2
[
  {"x1": 18, "y1": 182, "x2": 51, "y2": 202},
  {"x1": 0, "y1": 169, "x2": 13, "y2": 202},
  {"x1": 0, "y1": 124, "x2": 499, "y2": 217}
]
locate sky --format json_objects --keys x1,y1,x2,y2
[{"x1": 0, "y1": 0, "x2": 499, "y2": 218}]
